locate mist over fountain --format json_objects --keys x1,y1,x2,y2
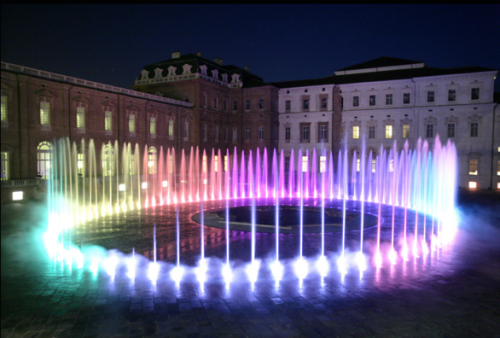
[{"x1": 43, "y1": 135, "x2": 458, "y2": 287}]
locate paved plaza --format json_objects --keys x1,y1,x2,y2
[{"x1": 2, "y1": 191, "x2": 500, "y2": 337}]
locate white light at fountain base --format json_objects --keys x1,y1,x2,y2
[
  {"x1": 270, "y1": 260, "x2": 283, "y2": 285},
  {"x1": 148, "y1": 262, "x2": 160, "y2": 284},
  {"x1": 337, "y1": 255, "x2": 347, "y2": 275},
  {"x1": 196, "y1": 258, "x2": 208, "y2": 285},
  {"x1": 246, "y1": 260, "x2": 260, "y2": 285},
  {"x1": 90, "y1": 259, "x2": 99, "y2": 276},
  {"x1": 421, "y1": 240, "x2": 429, "y2": 256},
  {"x1": 222, "y1": 263, "x2": 233, "y2": 286},
  {"x1": 374, "y1": 251, "x2": 382, "y2": 268},
  {"x1": 412, "y1": 240, "x2": 420, "y2": 258},
  {"x1": 316, "y1": 255, "x2": 329, "y2": 278},
  {"x1": 119, "y1": 184, "x2": 126, "y2": 191},
  {"x1": 294, "y1": 257, "x2": 308, "y2": 281},
  {"x1": 389, "y1": 248, "x2": 397, "y2": 265},
  {"x1": 12, "y1": 191, "x2": 23, "y2": 201},
  {"x1": 142, "y1": 182, "x2": 148, "y2": 189},
  {"x1": 162, "y1": 180, "x2": 168, "y2": 187},
  {"x1": 104, "y1": 254, "x2": 119, "y2": 278},
  {"x1": 127, "y1": 256, "x2": 136, "y2": 280},
  {"x1": 170, "y1": 265, "x2": 184, "y2": 285},
  {"x1": 356, "y1": 252, "x2": 367, "y2": 272},
  {"x1": 401, "y1": 244, "x2": 409, "y2": 261}
]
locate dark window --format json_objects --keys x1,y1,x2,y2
[
  {"x1": 427, "y1": 91, "x2": 435, "y2": 103},
  {"x1": 403, "y1": 93, "x2": 410, "y2": 104},
  {"x1": 426, "y1": 124, "x2": 434, "y2": 138},
  {"x1": 368, "y1": 126, "x2": 375, "y2": 139},
  {"x1": 303, "y1": 99, "x2": 309, "y2": 111},
  {"x1": 369, "y1": 95, "x2": 376, "y2": 106},
  {"x1": 285, "y1": 127, "x2": 290, "y2": 142},
  {"x1": 470, "y1": 122, "x2": 478, "y2": 137},
  {"x1": 471, "y1": 88, "x2": 480, "y2": 100},
  {"x1": 447, "y1": 123, "x2": 455, "y2": 138},
  {"x1": 285, "y1": 100, "x2": 291, "y2": 111},
  {"x1": 353, "y1": 96, "x2": 359, "y2": 107},
  {"x1": 448, "y1": 89, "x2": 456, "y2": 101}
]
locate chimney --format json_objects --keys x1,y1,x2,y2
[
  {"x1": 214, "y1": 57, "x2": 223, "y2": 66},
  {"x1": 244, "y1": 65, "x2": 249, "y2": 72},
  {"x1": 172, "y1": 51, "x2": 181, "y2": 59},
  {"x1": 196, "y1": 52, "x2": 202, "y2": 57}
]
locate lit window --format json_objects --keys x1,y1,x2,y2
[
  {"x1": 353, "y1": 126, "x2": 359, "y2": 139},
  {"x1": 12, "y1": 191, "x2": 23, "y2": 201},
  {"x1": 426, "y1": 124, "x2": 434, "y2": 138},
  {"x1": 447, "y1": 123, "x2": 455, "y2": 138},
  {"x1": 319, "y1": 156, "x2": 327, "y2": 173},
  {"x1": 40, "y1": 101, "x2": 50, "y2": 125},
  {"x1": 302, "y1": 156, "x2": 308, "y2": 172},
  {"x1": 353, "y1": 96, "x2": 359, "y2": 107},
  {"x1": 1, "y1": 152, "x2": 9, "y2": 181},
  {"x1": 356, "y1": 158, "x2": 360, "y2": 172},
  {"x1": 76, "y1": 106, "x2": 85, "y2": 129},
  {"x1": 150, "y1": 117, "x2": 156, "y2": 135},
  {"x1": 470, "y1": 122, "x2": 478, "y2": 137},
  {"x1": 258, "y1": 126, "x2": 264, "y2": 140},
  {"x1": 77, "y1": 153, "x2": 84, "y2": 176},
  {"x1": 469, "y1": 159, "x2": 478, "y2": 175},
  {"x1": 448, "y1": 89, "x2": 456, "y2": 101},
  {"x1": 497, "y1": 160, "x2": 500, "y2": 176},
  {"x1": 168, "y1": 120, "x2": 174, "y2": 139},
  {"x1": 385, "y1": 125, "x2": 393, "y2": 139},
  {"x1": 369, "y1": 126, "x2": 375, "y2": 139},
  {"x1": 102, "y1": 144, "x2": 114, "y2": 176},
  {"x1": 372, "y1": 159, "x2": 376, "y2": 173},
  {"x1": 129, "y1": 114, "x2": 135, "y2": 133},
  {"x1": 369, "y1": 95, "x2": 376, "y2": 106},
  {"x1": 224, "y1": 156, "x2": 228, "y2": 171},
  {"x1": 259, "y1": 99, "x2": 264, "y2": 109},
  {"x1": 469, "y1": 181, "x2": 477, "y2": 189},
  {"x1": 1, "y1": 95, "x2": 7, "y2": 122},
  {"x1": 37, "y1": 141, "x2": 52, "y2": 179},
  {"x1": 497, "y1": 182, "x2": 500, "y2": 190},
  {"x1": 104, "y1": 111, "x2": 112, "y2": 132},
  {"x1": 403, "y1": 93, "x2": 410, "y2": 104},
  {"x1": 471, "y1": 88, "x2": 480, "y2": 100},
  {"x1": 214, "y1": 156, "x2": 218, "y2": 172},
  {"x1": 285, "y1": 127, "x2": 290, "y2": 142},
  {"x1": 386, "y1": 94, "x2": 393, "y2": 105},
  {"x1": 427, "y1": 91, "x2": 435, "y2": 103},
  {"x1": 148, "y1": 146, "x2": 157, "y2": 174},
  {"x1": 285, "y1": 100, "x2": 291, "y2": 111},
  {"x1": 403, "y1": 124, "x2": 410, "y2": 139},
  {"x1": 202, "y1": 155, "x2": 207, "y2": 173}
]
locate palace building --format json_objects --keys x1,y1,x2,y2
[{"x1": 1, "y1": 54, "x2": 498, "y2": 202}]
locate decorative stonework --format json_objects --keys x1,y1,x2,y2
[
  {"x1": 400, "y1": 117, "x2": 412, "y2": 126},
  {"x1": 468, "y1": 114, "x2": 482, "y2": 125},
  {"x1": 140, "y1": 69, "x2": 149, "y2": 80},
  {"x1": 424, "y1": 116, "x2": 437, "y2": 125},
  {"x1": 231, "y1": 73, "x2": 240, "y2": 83},
  {"x1": 167, "y1": 66, "x2": 177, "y2": 77},
  {"x1": 154, "y1": 68, "x2": 163, "y2": 78},
  {"x1": 349, "y1": 119, "x2": 361, "y2": 128},
  {"x1": 199, "y1": 65, "x2": 207, "y2": 75},
  {"x1": 182, "y1": 64, "x2": 192, "y2": 75},
  {"x1": 383, "y1": 117, "x2": 395, "y2": 126},
  {"x1": 366, "y1": 118, "x2": 378, "y2": 128},
  {"x1": 221, "y1": 73, "x2": 228, "y2": 82},
  {"x1": 445, "y1": 115, "x2": 459, "y2": 125},
  {"x1": 211, "y1": 69, "x2": 219, "y2": 80}
]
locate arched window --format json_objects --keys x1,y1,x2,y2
[
  {"x1": 102, "y1": 144, "x2": 114, "y2": 176},
  {"x1": 37, "y1": 141, "x2": 52, "y2": 179},
  {"x1": 148, "y1": 146, "x2": 157, "y2": 175}
]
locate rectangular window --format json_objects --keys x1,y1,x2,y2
[
  {"x1": 214, "y1": 97, "x2": 218, "y2": 110},
  {"x1": 104, "y1": 111, "x2": 112, "y2": 131},
  {"x1": 403, "y1": 93, "x2": 410, "y2": 104},
  {"x1": 353, "y1": 96, "x2": 359, "y2": 107},
  {"x1": 233, "y1": 100, "x2": 238, "y2": 111},
  {"x1": 385, "y1": 125, "x2": 393, "y2": 139},
  {"x1": 214, "y1": 125, "x2": 219, "y2": 142},
  {"x1": 1, "y1": 95, "x2": 7, "y2": 122},
  {"x1": 284, "y1": 156, "x2": 290, "y2": 175},
  {"x1": 258, "y1": 99, "x2": 264, "y2": 109},
  {"x1": 77, "y1": 153, "x2": 85, "y2": 176},
  {"x1": 369, "y1": 95, "x2": 376, "y2": 106},
  {"x1": 245, "y1": 127, "x2": 250, "y2": 140},
  {"x1": 448, "y1": 89, "x2": 456, "y2": 102},
  {"x1": 202, "y1": 94, "x2": 207, "y2": 107},
  {"x1": 301, "y1": 125, "x2": 310, "y2": 142},
  {"x1": 319, "y1": 123, "x2": 328, "y2": 142},
  {"x1": 427, "y1": 91, "x2": 435, "y2": 103},
  {"x1": 202, "y1": 124, "x2": 207, "y2": 142},
  {"x1": 447, "y1": 123, "x2": 455, "y2": 138},
  {"x1": 232, "y1": 127, "x2": 237, "y2": 142},
  {"x1": 285, "y1": 127, "x2": 290, "y2": 142},
  {"x1": 353, "y1": 126, "x2": 359, "y2": 139},
  {"x1": 150, "y1": 117, "x2": 156, "y2": 135},
  {"x1": 258, "y1": 126, "x2": 264, "y2": 140},
  {"x1": 224, "y1": 127, "x2": 228, "y2": 142},
  {"x1": 76, "y1": 106, "x2": 85, "y2": 129},
  {"x1": 285, "y1": 100, "x2": 291, "y2": 111},
  {"x1": 168, "y1": 120, "x2": 174, "y2": 138},
  {"x1": 183, "y1": 121, "x2": 188, "y2": 139},
  {"x1": 426, "y1": 124, "x2": 434, "y2": 138},
  {"x1": 320, "y1": 97, "x2": 327, "y2": 110},
  {"x1": 303, "y1": 98, "x2": 309, "y2": 111},
  {"x1": 224, "y1": 156, "x2": 228, "y2": 172},
  {"x1": 469, "y1": 181, "x2": 477, "y2": 189},
  {"x1": 469, "y1": 159, "x2": 478, "y2": 175},
  {"x1": 369, "y1": 126, "x2": 375, "y2": 139},
  {"x1": 386, "y1": 94, "x2": 393, "y2": 105},
  {"x1": 40, "y1": 102, "x2": 50, "y2": 125},
  {"x1": 470, "y1": 122, "x2": 479, "y2": 137},
  {"x1": 319, "y1": 156, "x2": 327, "y2": 173},
  {"x1": 302, "y1": 156, "x2": 308, "y2": 172},
  {"x1": 1, "y1": 152, "x2": 9, "y2": 181},
  {"x1": 372, "y1": 159, "x2": 376, "y2": 173},
  {"x1": 224, "y1": 99, "x2": 228, "y2": 111},
  {"x1": 471, "y1": 88, "x2": 480, "y2": 100},
  {"x1": 128, "y1": 114, "x2": 135, "y2": 133},
  {"x1": 245, "y1": 100, "x2": 250, "y2": 110},
  {"x1": 403, "y1": 124, "x2": 410, "y2": 139},
  {"x1": 356, "y1": 158, "x2": 360, "y2": 172}
]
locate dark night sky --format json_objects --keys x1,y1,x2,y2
[{"x1": 2, "y1": 4, "x2": 500, "y2": 92}]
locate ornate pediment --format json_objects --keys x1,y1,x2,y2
[
  {"x1": 424, "y1": 116, "x2": 437, "y2": 125},
  {"x1": 468, "y1": 114, "x2": 482, "y2": 125},
  {"x1": 445, "y1": 115, "x2": 459, "y2": 125}
]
